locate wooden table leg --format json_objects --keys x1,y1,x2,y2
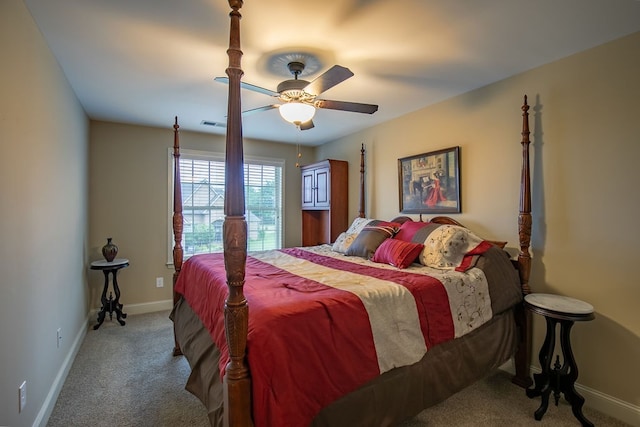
[
  {"x1": 527, "y1": 316, "x2": 556, "y2": 419},
  {"x1": 558, "y1": 320, "x2": 594, "y2": 427},
  {"x1": 93, "y1": 270, "x2": 110, "y2": 330},
  {"x1": 111, "y1": 269, "x2": 127, "y2": 326}
]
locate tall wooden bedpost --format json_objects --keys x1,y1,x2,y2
[
  {"x1": 512, "y1": 95, "x2": 533, "y2": 388},
  {"x1": 518, "y1": 95, "x2": 532, "y2": 294},
  {"x1": 172, "y1": 117, "x2": 184, "y2": 357},
  {"x1": 222, "y1": 1, "x2": 252, "y2": 426},
  {"x1": 359, "y1": 144, "x2": 366, "y2": 218}
]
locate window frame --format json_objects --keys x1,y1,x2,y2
[{"x1": 167, "y1": 148, "x2": 286, "y2": 265}]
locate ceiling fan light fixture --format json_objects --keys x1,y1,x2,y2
[{"x1": 279, "y1": 102, "x2": 315, "y2": 125}]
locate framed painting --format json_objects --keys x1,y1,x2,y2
[{"x1": 398, "y1": 146, "x2": 461, "y2": 214}]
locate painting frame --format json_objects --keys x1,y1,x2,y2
[{"x1": 398, "y1": 146, "x2": 461, "y2": 214}]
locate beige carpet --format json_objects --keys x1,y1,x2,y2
[{"x1": 48, "y1": 311, "x2": 629, "y2": 427}]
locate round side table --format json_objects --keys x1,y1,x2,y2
[
  {"x1": 90, "y1": 258, "x2": 129, "y2": 330},
  {"x1": 524, "y1": 293, "x2": 595, "y2": 427}
]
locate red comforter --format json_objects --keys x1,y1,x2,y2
[{"x1": 175, "y1": 246, "x2": 490, "y2": 427}]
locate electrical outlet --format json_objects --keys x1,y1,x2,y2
[
  {"x1": 156, "y1": 277, "x2": 164, "y2": 288},
  {"x1": 57, "y1": 328, "x2": 62, "y2": 348},
  {"x1": 19, "y1": 381, "x2": 26, "y2": 412}
]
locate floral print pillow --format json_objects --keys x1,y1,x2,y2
[{"x1": 419, "y1": 225, "x2": 493, "y2": 272}]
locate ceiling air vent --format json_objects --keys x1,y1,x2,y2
[{"x1": 201, "y1": 120, "x2": 226, "y2": 128}]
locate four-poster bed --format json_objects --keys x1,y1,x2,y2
[{"x1": 170, "y1": 2, "x2": 533, "y2": 426}]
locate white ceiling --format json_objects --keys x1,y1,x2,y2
[{"x1": 24, "y1": 0, "x2": 640, "y2": 146}]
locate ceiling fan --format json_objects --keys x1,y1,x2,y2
[{"x1": 214, "y1": 61, "x2": 378, "y2": 130}]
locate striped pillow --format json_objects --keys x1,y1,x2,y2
[
  {"x1": 371, "y1": 238, "x2": 424, "y2": 269},
  {"x1": 345, "y1": 217, "x2": 374, "y2": 234},
  {"x1": 394, "y1": 220, "x2": 435, "y2": 242},
  {"x1": 344, "y1": 220, "x2": 401, "y2": 259}
]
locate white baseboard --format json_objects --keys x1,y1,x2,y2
[
  {"x1": 88, "y1": 299, "x2": 174, "y2": 324},
  {"x1": 499, "y1": 361, "x2": 640, "y2": 426},
  {"x1": 34, "y1": 313, "x2": 89, "y2": 427},
  {"x1": 120, "y1": 299, "x2": 174, "y2": 315}
]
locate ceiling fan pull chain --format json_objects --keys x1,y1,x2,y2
[{"x1": 295, "y1": 129, "x2": 302, "y2": 168}]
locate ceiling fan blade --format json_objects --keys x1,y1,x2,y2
[
  {"x1": 242, "y1": 105, "x2": 279, "y2": 115},
  {"x1": 299, "y1": 120, "x2": 315, "y2": 131},
  {"x1": 315, "y1": 99, "x2": 379, "y2": 114},
  {"x1": 214, "y1": 77, "x2": 279, "y2": 97},
  {"x1": 304, "y1": 65, "x2": 354, "y2": 96}
]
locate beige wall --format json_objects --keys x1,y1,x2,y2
[
  {"x1": 89, "y1": 121, "x2": 315, "y2": 307},
  {"x1": 319, "y1": 32, "x2": 640, "y2": 412},
  {"x1": 0, "y1": 0, "x2": 90, "y2": 426}
]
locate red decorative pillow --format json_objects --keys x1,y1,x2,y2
[
  {"x1": 372, "y1": 239, "x2": 424, "y2": 269},
  {"x1": 394, "y1": 221, "x2": 432, "y2": 242}
]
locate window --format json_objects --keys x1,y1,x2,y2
[{"x1": 169, "y1": 149, "x2": 284, "y2": 260}]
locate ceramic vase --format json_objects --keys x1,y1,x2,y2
[{"x1": 102, "y1": 238, "x2": 118, "y2": 262}]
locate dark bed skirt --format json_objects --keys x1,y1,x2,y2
[{"x1": 172, "y1": 297, "x2": 517, "y2": 427}]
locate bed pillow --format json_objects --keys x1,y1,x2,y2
[
  {"x1": 331, "y1": 232, "x2": 358, "y2": 254},
  {"x1": 345, "y1": 217, "x2": 374, "y2": 235},
  {"x1": 419, "y1": 225, "x2": 493, "y2": 272},
  {"x1": 345, "y1": 220, "x2": 401, "y2": 259},
  {"x1": 331, "y1": 217, "x2": 374, "y2": 254},
  {"x1": 394, "y1": 220, "x2": 434, "y2": 242},
  {"x1": 371, "y1": 238, "x2": 424, "y2": 269}
]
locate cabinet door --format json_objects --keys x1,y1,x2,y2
[
  {"x1": 314, "y1": 166, "x2": 330, "y2": 208},
  {"x1": 301, "y1": 168, "x2": 316, "y2": 209}
]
